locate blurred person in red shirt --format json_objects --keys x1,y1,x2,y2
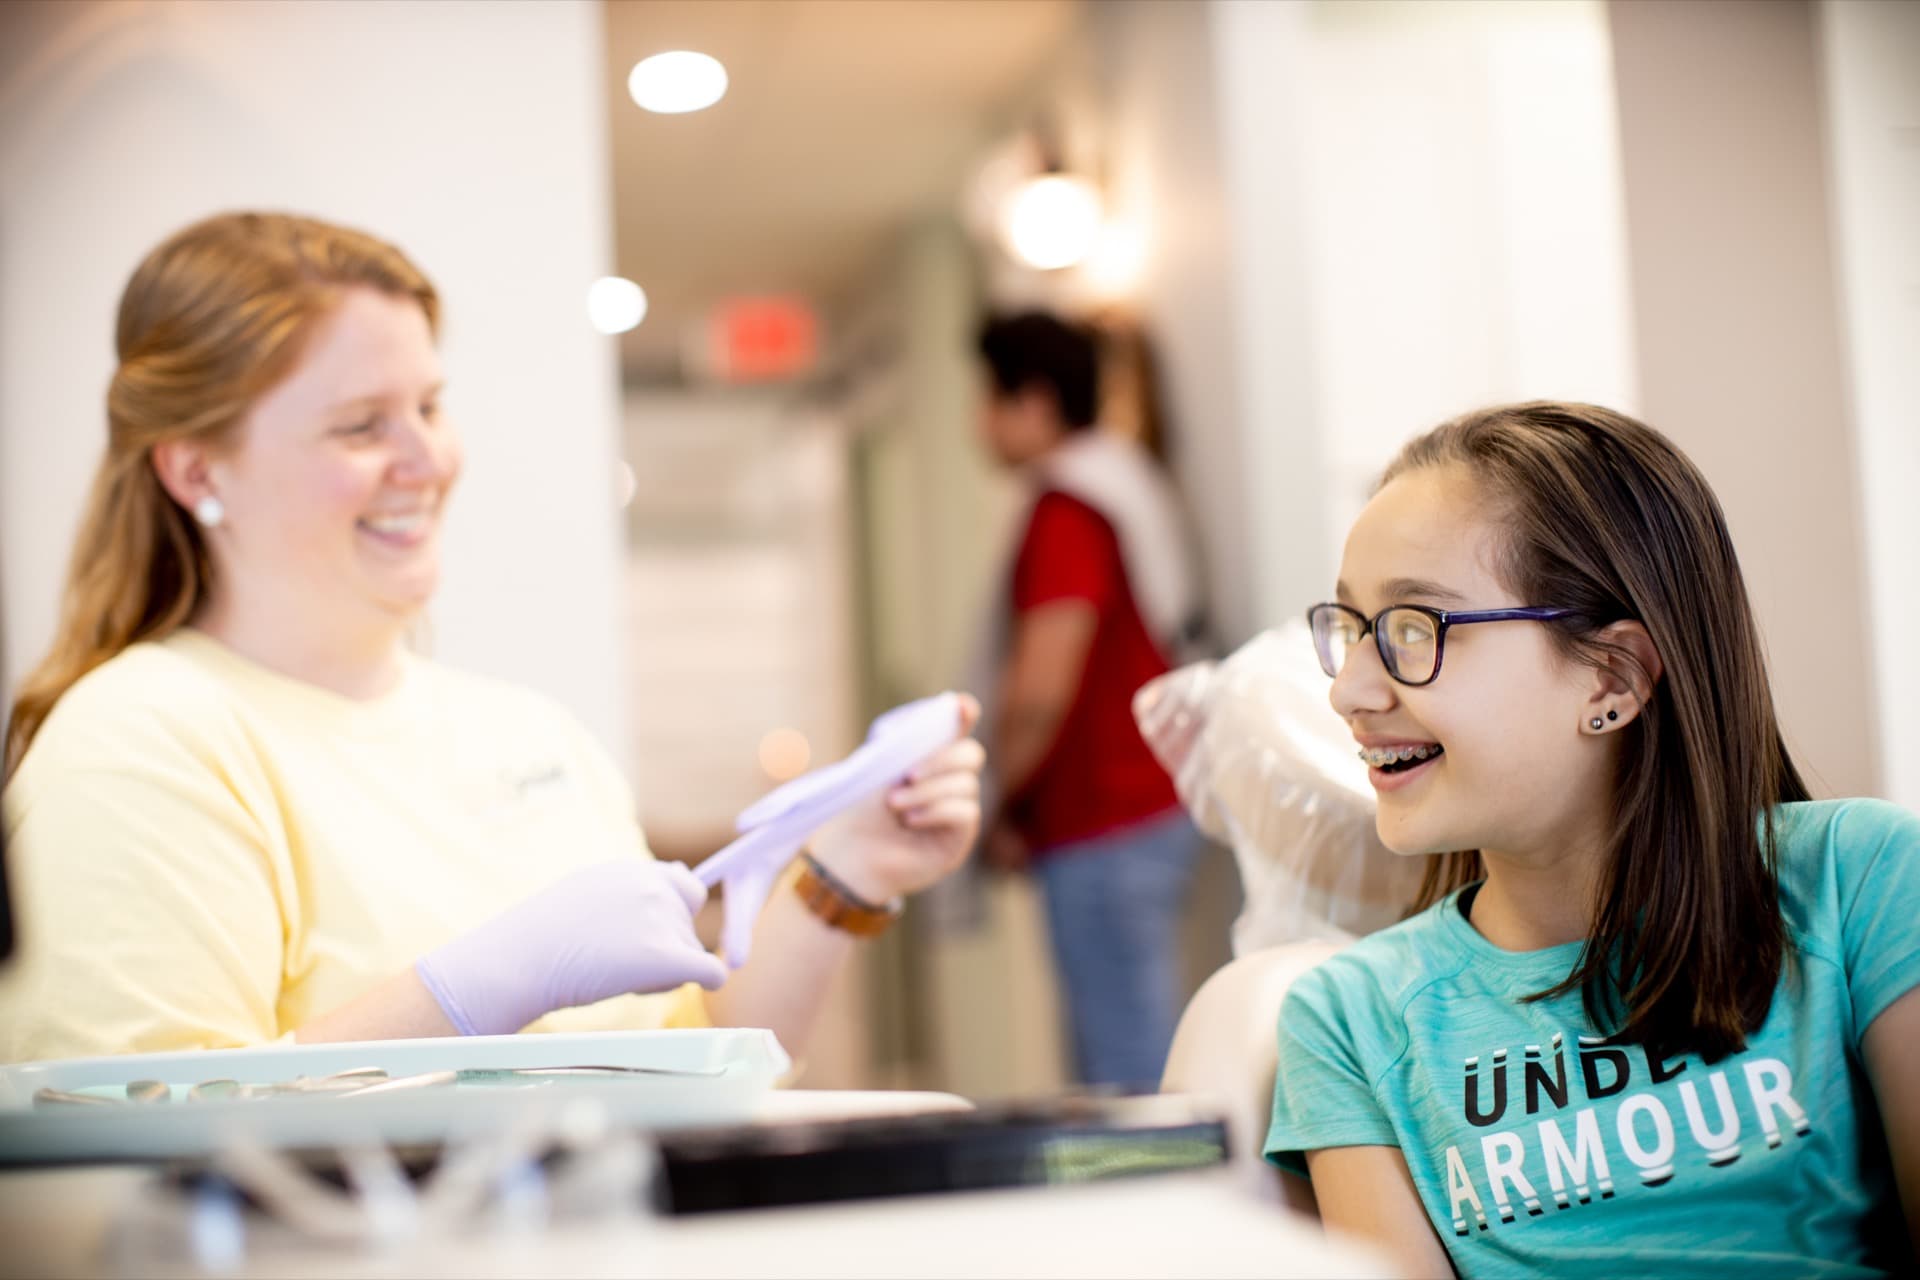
[{"x1": 975, "y1": 311, "x2": 1212, "y2": 1089}]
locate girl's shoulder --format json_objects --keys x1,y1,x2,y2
[
  {"x1": 1769, "y1": 796, "x2": 1920, "y2": 944},
  {"x1": 1286, "y1": 901, "x2": 1469, "y2": 1021},
  {"x1": 1770, "y1": 796, "x2": 1918, "y2": 877},
  {"x1": 1772, "y1": 795, "x2": 1918, "y2": 846}
]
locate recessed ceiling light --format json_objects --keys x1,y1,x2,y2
[
  {"x1": 628, "y1": 50, "x2": 728, "y2": 115},
  {"x1": 587, "y1": 277, "x2": 648, "y2": 334}
]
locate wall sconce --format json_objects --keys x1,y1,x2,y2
[
  {"x1": 995, "y1": 119, "x2": 1105, "y2": 272},
  {"x1": 999, "y1": 173, "x2": 1104, "y2": 271}
]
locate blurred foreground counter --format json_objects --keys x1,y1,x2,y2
[{"x1": 0, "y1": 1089, "x2": 1392, "y2": 1279}]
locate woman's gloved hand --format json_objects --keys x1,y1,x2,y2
[
  {"x1": 807, "y1": 696, "x2": 987, "y2": 906},
  {"x1": 415, "y1": 859, "x2": 728, "y2": 1036}
]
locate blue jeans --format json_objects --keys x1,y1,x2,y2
[{"x1": 1035, "y1": 810, "x2": 1208, "y2": 1089}]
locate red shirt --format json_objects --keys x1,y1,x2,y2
[{"x1": 1005, "y1": 490, "x2": 1182, "y2": 854}]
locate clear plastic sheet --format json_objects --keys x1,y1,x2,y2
[{"x1": 1134, "y1": 621, "x2": 1428, "y2": 953}]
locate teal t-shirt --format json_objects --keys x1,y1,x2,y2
[{"x1": 1265, "y1": 798, "x2": 1920, "y2": 1277}]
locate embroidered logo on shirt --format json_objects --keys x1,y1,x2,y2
[
  {"x1": 510, "y1": 763, "x2": 569, "y2": 797},
  {"x1": 467, "y1": 760, "x2": 575, "y2": 818}
]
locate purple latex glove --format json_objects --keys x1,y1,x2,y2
[
  {"x1": 415, "y1": 859, "x2": 729, "y2": 1037},
  {"x1": 694, "y1": 693, "x2": 965, "y2": 968}
]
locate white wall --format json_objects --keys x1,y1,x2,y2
[
  {"x1": 1609, "y1": 0, "x2": 1877, "y2": 798},
  {"x1": 1082, "y1": 0, "x2": 1636, "y2": 638},
  {"x1": 1293, "y1": 0, "x2": 1637, "y2": 558},
  {"x1": 1076, "y1": 0, "x2": 1276, "y2": 648},
  {"x1": 0, "y1": 0, "x2": 634, "y2": 772},
  {"x1": 1820, "y1": 0, "x2": 1920, "y2": 807},
  {"x1": 1208, "y1": 0, "x2": 1334, "y2": 638}
]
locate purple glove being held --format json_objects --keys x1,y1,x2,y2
[{"x1": 416, "y1": 859, "x2": 728, "y2": 1036}]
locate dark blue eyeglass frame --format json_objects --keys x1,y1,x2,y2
[{"x1": 1306, "y1": 601, "x2": 1576, "y2": 687}]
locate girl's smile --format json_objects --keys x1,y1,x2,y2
[{"x1": 1356, "y1": 736, "x2": 1446, "y2": 789}]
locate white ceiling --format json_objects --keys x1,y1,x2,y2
[{"x1": 601, "y1": 0, "x2": 1081, "y2": 378}]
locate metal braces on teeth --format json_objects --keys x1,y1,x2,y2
[{"x1": 1359, "y1": 744, "x2": 1442, "y2": 768}]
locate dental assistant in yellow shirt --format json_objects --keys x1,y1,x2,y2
[{"x1": 0, "y1": 212, "x2": 983, "y2": 1064}]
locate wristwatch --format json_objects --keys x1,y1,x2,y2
[{"x1": 794, "y1": 852, "x2": 905, "y2": 937}]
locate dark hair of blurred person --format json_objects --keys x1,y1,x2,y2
[{"x1": 977, "y1": 311, "x2": 1101, "y2": 442}]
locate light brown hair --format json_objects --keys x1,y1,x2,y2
[
  {"x1": 1388, "y1": 401, "x2": 1809, "y2": 1061},
  {"x1": 4, "y1": 212, "x2": 438, "y2": 776}
]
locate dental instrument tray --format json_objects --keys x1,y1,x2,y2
[{"x1": 0, "y1": 1028, "x2": 788, "y2": 1168}]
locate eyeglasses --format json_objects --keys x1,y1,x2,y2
[{"x1": 1307, "y1": 601, "x2": 1576, "y2": 687}]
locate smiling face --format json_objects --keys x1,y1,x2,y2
[
  {"x1": 201, "y1": 286, "x2": 460, "y2": 645},
  {"x1": 1330, "y1": 463, "x2": 1616, "y2": 862}
]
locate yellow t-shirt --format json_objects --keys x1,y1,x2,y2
[{"x1": 0, "y1": 629, "x2": 707, "y2": 1062}]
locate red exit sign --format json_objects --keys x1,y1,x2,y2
[{"x1": 706, "y1": 296, "x2": 818, "y2": 383}]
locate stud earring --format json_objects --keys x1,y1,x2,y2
[
  {"x1": 1589, "y1": 717, "x2": 1604, "y2": 731},
  {"x1": 1607, "y1": 710, "x2": 1619, "y2": 722},
  {"x1": 193, "y1": 495, "x2": 225, "y2": 529}
]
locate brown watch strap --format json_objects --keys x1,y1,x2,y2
[{"x1": 794, "y1": 853, "x2": 904, "y2": 937}]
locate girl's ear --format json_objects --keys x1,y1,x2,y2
[{"x1": 1582, "y1": 620, "x2": 1663, "y2": 732}]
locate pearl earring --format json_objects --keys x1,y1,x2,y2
[
  {"x1": 1607, "y1": 710, "x2": 1619, "y2": 722},
  {"x1": 193, "y1": 495, "x2": 225, "y2": 528},
  {"x1": 1589, "y1": 717, "x2": 1604, "y2": 731}
]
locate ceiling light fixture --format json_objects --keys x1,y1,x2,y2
[
  {"x1": 628, "y1": 50, "x2": 728, "y2": 115},
  {"x1": 587, "y1": 276, "x2": 648, "y2": 334}
]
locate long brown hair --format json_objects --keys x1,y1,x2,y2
[
  {"x1": 1388, "y1": 402, "x2": 1809, "y2": 1061},
  {"x1": 4, "y1": 212, "x2": 438, "y2": 777}
]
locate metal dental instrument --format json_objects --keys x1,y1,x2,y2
[
  {"x1": 454, "y1": 1064, "x2": 728, "y2": 1082},
  {"x1": 32, "y1": 1087, "x2": 119, "y2": 1108},
  {"x1": 278, "y1": 1067, "x2": 390, "y2": 1093},
  {"x1": 27, "y1": 1061, "x2": 714, "y2": 1111},
  {"x1": 187, "y1": 1079, "x2": 245, "y2": 1102},
  {"x1": 334, "y1": 1070, "x2": 460, "y2": 1098}
]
